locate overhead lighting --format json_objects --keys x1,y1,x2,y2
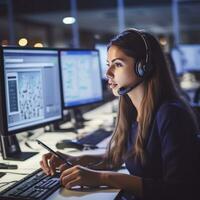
[
  {"x1": 18, "y1": 38, "x2": 28, "y2": 46},
  {"x1": 34, "y1": 43, "x2": 43, "y2": 48},
  {"x1": 62, "y1": 17, "x2": 76, "y2": 24}
]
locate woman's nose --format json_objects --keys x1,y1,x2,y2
[{"x1": 106, "y1": 67, "x2": 114, "y2": 79}]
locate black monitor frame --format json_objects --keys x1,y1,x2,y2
[{"x1": 0, "y1": 46, "x2": 64, "y2": 160}]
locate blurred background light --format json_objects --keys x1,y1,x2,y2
[
  {"x1": 34, "y1": 43, "x2": 43, "y2": 47},
  {"x1": 18, "y1": 38, "x2": 28, "y2": 46},
  {"x1": 62, "y1": 17, "x2": 76, "y2": 24}
]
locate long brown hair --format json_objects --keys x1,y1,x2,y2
[{"x1": 105, "y1": 29, "x2": 197, "y2": 167}]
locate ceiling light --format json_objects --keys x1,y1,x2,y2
[
  {"x1": 34, "y1": 43, "x2": 43, "y2": 48},
  {"x1": 18, "y1": 38, "x2": 28, "y2": 46},
  {"x1": 62, "y1": 17, "x2": 76, "y2": 24}
]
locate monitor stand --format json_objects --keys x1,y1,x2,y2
[
  {"x1": 46, "y1": 123, "x2": 78, "y2": 133},
  {"x1": 46, "y1": 108, "x2": 85, "y2": 133},
  {"x1": 0, "y1": 135, "x2": 38, "y2": 161},
  {"x1": 69, "y1": 109, "x2": 85, "y2": 129}
]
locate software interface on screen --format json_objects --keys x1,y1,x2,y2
[
  {"x1": 3, "y1": 49, "x2": 62, "y2": 132},
  {"x1": 60, "y1": 50, "x2": 103, "y2": 107},
  {"x1": 171, "y1": 45, "x2": 200, "y2": 74}
]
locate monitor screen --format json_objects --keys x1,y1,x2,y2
[
  {"x1": 95, "y1": 44, "x2": 107, "y2": 79},
  {"x1": 171, "y1": 48, "x2": 184, "y2": 75},
  {"x1": 0, "y1": 47, "x2": 63, "y2": 134},
  {"x1": 171, "y1": 45, "x2": 200, "y2": 74},
  {"x1": 60, "y1": 49, "x2": 103, "y2": 108}
]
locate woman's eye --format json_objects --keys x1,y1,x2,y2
[{"x1": 115, "y1": 63, "x2": 122, "y2": 67}]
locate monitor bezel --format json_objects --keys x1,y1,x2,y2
[
  {"x1": 59, "y1": 48, "x2": 104, "y2": 109},
  {"x1": 0, "y1": 46, "x2": 64, "y2": 136}
]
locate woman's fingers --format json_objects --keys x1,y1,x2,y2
[
  {"x1": 60, "y1": 165, "x2": 95, "y2": 189},
  {"x1": 41, "y1": 152, "x2": 52, "y2": 169},
  {"x1": 60, "y1": 165, "x2": 81, "y2": 180},
  {"x1": 40, "y1": 152, "x2": 74, "y2": 177},
  {"x1": 49, "y1": 155, "x2": 57, "y2": 175},
  {"x1": 40, "y1": 153, "x2": 52, "y2": 174},
  {"x1": 40, "y1": 152, "x2": 63, "y2": 175},
  {"x1": 59, "y1": 161, "x2": 74, "y2": 173},
  {"x1": 40, "y1": 160, "x2": 49, "y2": 175},
  {"x1": 60, "y1": 165, "x2": 101, "y2": 189},
  {"x1": 61, "y1": 169, "x2": 80, "y2": 187},
  {"x1": 59, "y1": 163, "x2": 68, "y2": 173},
  {"x1": 65, "y1": 177, "x2": 82, "y2": 189}
]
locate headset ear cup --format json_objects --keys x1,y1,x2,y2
[{"x1": 135, "y1": 61, "x2": 145, "y2": 77}]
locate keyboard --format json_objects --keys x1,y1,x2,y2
[
  {"x1": 0, "y1": 168, "x2": 60, "y2": 200},
  {"x1": 78, "y1": 128, "x2": 112, "y2": 145}
]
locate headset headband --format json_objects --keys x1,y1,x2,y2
[{"x1": 127, "y1": 28, "x2": 150, "y2": 65}]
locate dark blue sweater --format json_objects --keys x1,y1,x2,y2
[{"x1": 124, "y1": 100, "x2": 200, "y2": 200}]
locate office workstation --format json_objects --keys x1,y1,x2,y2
[
  {"x1": 0, "y1": 46, "x2": 121, "y2": 199},
  {"x1": 0, "y1": 1, "x2": 200, "y2": 200}
]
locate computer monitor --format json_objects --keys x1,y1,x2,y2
[
  {"x1": 171, "y1": 48, "x2": 184, "y2": 75},
  {"x1": 60, "y1": 49, "x2": 103, "y2": 108},
  {"x1": 58, "y1": 49, "x2": 103, "y2": 130},
  {"x1": 0, "y1": 47, "x2": 63, "y2": 160},
  {"x1": 171, "y1": 44, "x2": 200, "y2": 75},
  {"x1": 95, "y1": 44, "x2": 107, "y2": 80}
]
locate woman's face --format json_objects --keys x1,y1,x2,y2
[{"x1": 106, "y1": 45, "x2": 138, "y2": 96}]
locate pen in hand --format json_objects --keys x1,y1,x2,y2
[
  {"x1": 36, "y1": 139, "x2": 73, "y2": 167},
  {"x1": 36, "y1": 140, "x2": 88, "y2": 189},
  {"x1": 36, "y1": 140, "x2": 87, "y2": 189}
]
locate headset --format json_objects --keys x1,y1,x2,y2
[
  {"x1": 117, "y1": 28, "x2": 153, "y2": 95},
  {"x1": 128, "y1": 28, "x2": 152, "y2": 78}
]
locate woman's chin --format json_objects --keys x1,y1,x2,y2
[{"x1": 112, "y1": 87, "x2": 120, "y2": 97}]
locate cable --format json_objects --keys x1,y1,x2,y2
[
  {"x1": 1, "y1": 172, "x2": 29, "y2": 175},
  {"x1": 0, "y1": 181, "x2": 18, "y2": 189}
]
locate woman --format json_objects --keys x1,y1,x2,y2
[{"x1": 40, "y1": 28, "x2": 199, "y2": 200}]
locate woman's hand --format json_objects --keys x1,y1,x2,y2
[
  {"x1": 40, "y1": 152, "x2": 70, "y2": 176},
  {"x1": 59, "y1": 164, "x2": 102, "y2": 189}
]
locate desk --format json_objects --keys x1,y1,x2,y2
[{"x1": 0, "y1": 99, "x2": 124, "y2": 200}]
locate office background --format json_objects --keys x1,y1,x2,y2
[
  {"x1": 0, "y1": 0, "x2": 200, "y2": 46},
  {"x1": 0, "y1": 1, "x2": 200, "y2": 199},
  {"x1": 0, "y1": 0, "x2": 200, "y2": 95}
]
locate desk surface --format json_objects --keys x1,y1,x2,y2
[{"x1": 0, "y1": 99, "x2": 123, "y2": 200}]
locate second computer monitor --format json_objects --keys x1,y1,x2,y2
[
  {"x1": 60, "y1": 49, "x2": 103, "y2": 108},
  {"x1": 171, "y1": 44, "x2": 200, "y2": 75}
]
